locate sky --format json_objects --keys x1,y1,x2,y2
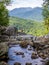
[{"x1": 6, "y1": 0, "x2": 43, "y2": 11}]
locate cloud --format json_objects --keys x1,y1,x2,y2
[{"x1": 6, "y1": 0, "x2": 43, "y2": 11}]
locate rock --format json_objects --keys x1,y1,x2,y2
[
  {"x1": 38, "y1": 52, "x2": 48, "y2": 59},
  {"x1": 31, "y1": 52, "x2": 38, "y2": 59},
  {"x1": 0, "y1": 42, "x2": 8, "y2": 60},
  {"x1": 4, "y1": 26, "x2": 18, "y2": 36},
  {"x1": 1, "y1": 35, "x2": 9, "y2": 42},
  {"x1": 0, "y1": 26, "x2": 8, "y2": 42},
  {"x1": 22, "y1": 55, "x2": 25, "y2": 58},
  {"x1": 35, "y1": 64, "x2": 38, "y2": 65},
  {"x1": 28, "y1": 48, "x2": 32, "y2": 51},
  {"x1": 44, "y1": 60, "x2": 49, "y2": 65},
  {"x1": 28, "y1": 46, "x2": 33, "y2": 50},
  {"x1": 45, "y1": 34, "x2": 49, "y2": 39},
  {"x1": 14, "y1": 62, "x2": 21, "y2": 65},
  {"x1": 33, "y1": 41, "x2": 45, "y2": 50},
  {"x1": 17, "y1": 32, "x2": 26, "y2": 35},
  {"x1": 26, "y1": 63, "x2": 32, "y2": 65},
  {"x1": 0, "y1": 61, "x2": 8, "y2": 65},
  {"x1": 28, "y1": 41, "x2": 33, "y2": 47},
  {"x1": 43, "y1": 45, "x2": 49, "y2": 49},
  {"x1": 20, "y1": 40, "x2": 28, "y2": 48},
  {"x1": 38, "y1": 36, "x2": 49, "y2": 44},
  {"x1": 8, "y1": 39, "x2": 17, "y2": 46},
  {"x1": 15, "y1": 52, "x2": 24, "y2": 55},
  {"x1": 37, "y1": 50, "x2": 41, "y2": 54}
]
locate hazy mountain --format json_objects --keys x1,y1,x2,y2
[{"x1": 9, "y1": 7, "x2": 43, "y2": 21}]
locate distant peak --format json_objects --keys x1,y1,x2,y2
[{"x1": 10, "y1": 7, "x2": 42, "y2": 11}]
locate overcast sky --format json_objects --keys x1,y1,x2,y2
[{"x1": 6, "y1": 0, "x2": 43, "y2": 11}]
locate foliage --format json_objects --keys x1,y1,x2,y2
[
  {"x1": 42, "y1": 0, "x2": 49, "y2": 32},
  {"x1": 0, "y1": 0, "x2": 11, "y2": 26},
  {"x1": 0, "y1": 2, "x2": 9, "y2": 26},
  {"x1": 9, "y1": 17, "x2": 48, "y2": 36},
  {"x1": 0, "y1": 0, "x2": 11, "y2": 5}
]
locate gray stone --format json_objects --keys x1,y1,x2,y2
[{"x1": 14, "y1": 62, "x2": 21, "y2": 65}]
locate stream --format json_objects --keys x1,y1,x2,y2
[{"x1": 8, "y1": 44, "x2": 45, "y2": 65}]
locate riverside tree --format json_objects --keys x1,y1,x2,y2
[
  {"x1": 0, "y1": 0, "x2": 11, "y2": 26},
  {"x1": 42, "y1": 0, "x2": 49, "y2": 32}
]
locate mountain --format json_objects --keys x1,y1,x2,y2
[{"x1": 9, "y1": 7, "x2": 43, "y2": 21}]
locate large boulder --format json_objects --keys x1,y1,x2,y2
[{"x1": 4, "y1": 26, "x2": 18, "y2": 36}]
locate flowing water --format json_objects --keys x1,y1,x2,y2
[{"x1": 8, "y1": 44, "x2": 45, "y2": 65}]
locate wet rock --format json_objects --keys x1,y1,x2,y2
[
  {"x1": 28, "y1": 46, "x2": 33, "y2": 51},
  {"x1": 15, "y1": 52, "x2": 24, "y2": 55},
  {"x1": 33, "y1": 41, "x2": 45, "y2": 50},
  {"x1": 26, "y1": 63, "x2": 32, "y2": 65},
  {"x1": 28, "y1": 48, "x2": 32, "y2": 51},
  {"x1": 31, "y1": 52, "x2": 38, "y2": 59},
  {"x1": 40, "y1": 60, "x2": 46, "y2": 62},
  {"x1": 14, "y1": 62, "x2": 21, "y2": 65},
  {"x1": 20, "y1": 40, "x2": 28, "y2": 48},
  {"x1": 38, "y1": 52, "x2": 48, "y2": 59},
  {"x1": 22, "y1": 55, "x2": 25, "y2": 58},
  {"x1": 0, "y1": 61, "x2": 8, "y2": 65}
]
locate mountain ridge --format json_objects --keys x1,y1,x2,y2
[{"x1": 9, "y1": 7, "x2": 43, "y2": 21}]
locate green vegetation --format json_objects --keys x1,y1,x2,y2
[
  {"x1": 42, "y1": 0, "x2": 49, "y2": 32},
  {"x1": 0, "y1": 2, "x2": 9, "y2": 26},
  {"x1": 9, "y1": 17, "x2": 48, "y2": 36},
  {"x1": 0, "y1": 0, "x2": 11, "y2": 5},
  {"x1": 0, "y1": 0, "x2": 11, "y2": 26}
]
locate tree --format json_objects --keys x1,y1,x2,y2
[
  {"x1": 0, "y1": 0, "x2": 11, "y2": 26},
  {"x1": 42, "y1": 0, "x2": 49, "y2": 32},
  {"x1": 0, "y1": 0, "x2": 11, "y2": 5},
  {"x1": 0, "y1": 2, "x2": 9, "y2": 26}
]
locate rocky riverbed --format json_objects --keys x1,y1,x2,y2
[
  {"x1": 8, "y1": 44, "x2": 45, "y2": 65},
  {"x1": 0, "y1": 26, "x2": 49, "y2": 65},
  {"x1": 8, "y1": 43, "x2": 49, "y2": 65}
]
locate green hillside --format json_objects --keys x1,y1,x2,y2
[{"x1": 9, "y1": 17, "x2": 48, "y2": 36}]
